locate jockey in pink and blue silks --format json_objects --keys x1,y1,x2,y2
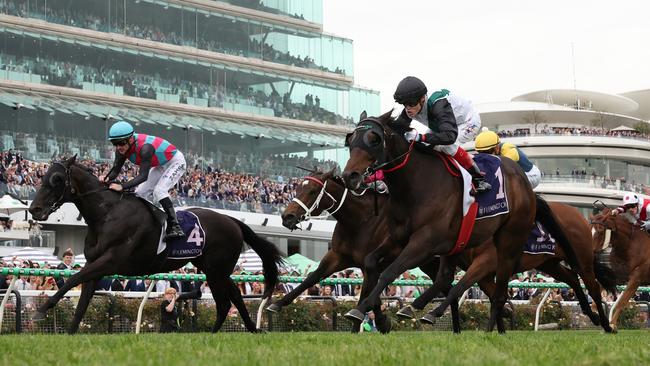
[{"x1": 104, "y1": 121, "x2": 186, "y2": 241}]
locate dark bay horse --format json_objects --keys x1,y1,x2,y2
[
  {"x1": 341, "y1": 112, "x2": 577, "y2": 332},
  {"x1": 269, "y1": 169, "x2": 461, "y2": 333},
  {"x1": 28, "y1": 156, "x2": 283, "y2": 333},
  {"x1": 401, "y1": 200, "x2": 612, "y2": 332},
  {"x1": 591, "y1": 207, "x2": 650, "y2": 332}
]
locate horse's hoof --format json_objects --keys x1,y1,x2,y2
[
  {"x1": 420, "y1": 313, "x2": 436, "y2": 325},
  {"x1": 265, "y1": 303, "x2": 282, "y2": 313},
  {"x1": 396, "y1": 305, "x2": 415, "y2": 319},
  {"x1": 608, "y1": 323, "x2": 617, "y2": 334},
  {"x1": 344, "y1": 309, "x2": 365, "y2": 322},
  {"x1": 253, "y1": 328, "x2": 267, "y2": 334},
  {"x1": 32, "y1": 312, "x2": 47, "y2": 322},
  {"x1": 376, "y1": 317, "x2": 392, "y2": 334}
]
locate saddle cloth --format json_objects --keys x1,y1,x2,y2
[
  {"x1": 523, "y1": 221, "x2": 556, "y2": 255},
  {"x1": 473, "y1": 153, "x2": 510, "y2": 220}
]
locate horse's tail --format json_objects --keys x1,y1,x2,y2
[
  {"x1": 593, "y1": 252, "x2": 618, "y2": 294},
  {"x1": 231, "y1": 217, "x2": 284, "y2": 299},
  {"x1": 535, "y1": 194, "x2": 581, "y2": 272}
]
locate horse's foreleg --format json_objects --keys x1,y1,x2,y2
[
  {"x1": 67, "y1": 280, "x2": 97, "y2": 334},
  {"x1": 430, "y1": 254, "x2": 490, "y2": 318},
  {"x1": 267, "y1": 252, "x2": 348, "y2": 313},
  {"x1": 610, "y1": 269, "x2": 643, "y2": 333},
  {"x1": 579, "y1": 267, "x2": 614, "y2": 333},
  {"x1": 35, "y1": 254, "x2": 113, "y2": 319},
  {"x1": 355, "y1": 242, "x2": 395, "y2": 333},
  {"x1": 346, "y1": 239, "x2": 438, "y2": 322}
]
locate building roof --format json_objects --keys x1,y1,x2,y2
[
  {"x1": 511, "y1": 89, "x2": 639, "y2": 114},
  {"x1": 475, "y1": 101, "x2": 645, "y2": 129},
  {"x1": 620, "y1": 89, "x2": 650, "y2": 120}
]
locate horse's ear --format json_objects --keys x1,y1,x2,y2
[
  {"x1": 65, "y1": 154, "x2": 77, "y2": 167},
  {"x1": 359, "y1": 111, "x2": 367, "y2": 122}
]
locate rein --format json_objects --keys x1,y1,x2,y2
[{"x1": 372, "y1": 140, "x2": 415, "y2": 174}]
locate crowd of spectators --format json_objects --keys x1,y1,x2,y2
[
  {"x1": 0, "y1": 0, "x2": 346, "y2": 75},
  {"x1": 496, "y1": 125, "x2": 650, "y2": 141},
  {"x1": 0, "y1": 149, "x2": 340, "y2": 215},
  {"x1": 1, "y1": 52, "x2": 354, "y2": 126}
]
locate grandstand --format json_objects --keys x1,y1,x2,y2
[
  {"x1": 0, "y1": 0, "x2": 378, "y2": 259},
  {"x1": 469, "y1": 88, "x2": 650, "y2": 215}
]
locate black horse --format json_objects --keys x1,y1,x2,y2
[{"x1": 28, "y1": 156, "x2": 283, "y2": 333}]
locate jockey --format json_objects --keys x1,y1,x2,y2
[
  {"x1": 474, "y1": 129, "x2": 542, "y2": 188},
  {"x1": 392, "y1": 76, "x2": 491, "y2": 193},
  {"x1": 612, "y1": 193, "x2": 650, "y2": 230},
  {"x1": 104, "y1": 121, "x2": 186, "y2": 241}
]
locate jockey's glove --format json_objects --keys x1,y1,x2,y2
[{"x1": 404, "y1": 130, "x2": 423, "y2": 142}]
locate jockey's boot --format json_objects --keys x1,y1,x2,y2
[
  {"x1": 470, "y1": 162, "x2": 491, "y2": 194},
  {"x1": 160, "y1": 197, "x2": 185, "y2": 241}
]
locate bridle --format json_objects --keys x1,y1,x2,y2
[
  {"x1": 291, "y1": 176, "x2": 349, "y2": 222},
  {"x1": 350, "y1": 118, "x2": 415, "y2": 181},
  {"x1": 590, "y1": 216, "x2": 614, "y2": 250},
  {"x1": 45, "y1": 162, "x2": 108, "y2": 214}
]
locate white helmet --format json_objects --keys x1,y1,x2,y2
[{"x1": 623, "y1": 193, "x2": 639, "y2": 206}]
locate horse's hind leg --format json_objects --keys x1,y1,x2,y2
[
  {"x1": 206, "y1": 275, "x2": 232, "y2": 333},
  {"x1": 537, "y1": 262, "x2": 600, "y2": 326},
  {"x1": 226, "y1": 279, "x2": 259, "y2": 333},
  {"x1": 579, "y1": 265, "x2": 614, "y2": 333},
  {"x1": 68, "y1": 280, "x2": 96, "y2": 334}
]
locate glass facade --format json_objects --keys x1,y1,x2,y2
[
  {"x1": 220, "y1": 0, "x2": 324, "y2": 24},
  {"x1": 0, "y1": 30, "x2": 378, "y2": 126},
  {"x1": 0, "y1": 0, "x2": 346, "y2": 75}
]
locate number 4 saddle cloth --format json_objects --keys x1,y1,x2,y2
[{"x1": 157, "y1": 210, "x2": 207, "y2": 259}]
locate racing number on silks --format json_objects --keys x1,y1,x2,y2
[
  {"x1": 187, "y1": 223, "x2": 204, "y2": 246},
  {"x1": 494, "y1": 167, "x2": 505, "y2": 200}
]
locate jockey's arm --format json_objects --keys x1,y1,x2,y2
[
  {"x1": 501, "y1": 144, "x2": 520, "y2": 162},
  {"x1": 106, "y1": 153, "x2": 127, "y2": 182},
  {"x1": 121, "y1": 144, "x2": 154, "y2": 190},
  {"x1": 423, "y1": 98, "x2": 458, "y2": 145}
]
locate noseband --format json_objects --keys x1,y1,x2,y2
[
  {"x1": 291, "y1": 176, "x2": 348, "y2": 222},
  {"x1": 46, "y1": 162, "x2": 107, "y2": 213}
]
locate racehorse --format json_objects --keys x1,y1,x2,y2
[
  {"x1": 268, "y1": 169, "x2": 461, "y2": 333},
  {"x1": 28, "y1": 155, "x2": 283, "y2": 333},
  {"x1": 341, "y1": 111, "x2": 578, "y2": 332},
  {"x1": 591, "y1": 206, "x2": 650, "y2": 332},
  {"x1": 400, "y1": 201, "x2": 612, "y2": 332}
]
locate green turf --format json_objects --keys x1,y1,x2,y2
[{"x1": 0, "y1": 331, "x2": 648, "y2": 366}]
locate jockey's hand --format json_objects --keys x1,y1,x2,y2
[
  {"x1": 642, "y1": 221, "x2": 650, "y2": 231},
  {"x1": 404, "y1": 129, "x2": 422, "y2": 142},
  {"x1": 108, "y1": 183, "x2": 123, "y2": 192}
]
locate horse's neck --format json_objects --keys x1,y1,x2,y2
[
  {"x1": 70, "y1": 166, "x2": 114, "y2": 223},
  {"x1": 383, "y1": 150, "x2": 450, "y2": 205}
]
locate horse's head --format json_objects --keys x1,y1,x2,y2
[
  {"x1": 29, "y1": 155, "x2": 78, "y2": 220},
  {"x1": 281, "y1": 168, "x2": 342, "y2": 230},
  {"x1": 342, "y1": 110, "x2": 407, "y2": 190},
  {"x1": 590, "y1": 205, "x2": 635, "y2": 250}
]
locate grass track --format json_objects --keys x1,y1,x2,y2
[{"x1": 1, "y1": 331, "x2": 649, "y2": 366}]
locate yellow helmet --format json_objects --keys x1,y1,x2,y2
[{"x1": 474, "y1": 130, "x2": 500, "y2": 151}]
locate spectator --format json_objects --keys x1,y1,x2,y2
[{"x1": 55, "y1": 248, "x2": 75, "y2": 288}]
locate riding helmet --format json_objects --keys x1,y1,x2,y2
[
  {"x1": 393, "y1": 76, "x2": 427, "y2": 105},
  {"x1": 474, "y1": 130, "x2": 501, "y2": 152},
  {"x1": 108, "y1": 121, "x2": 135, "y2": 141},
  {"x1": 623, "y1": 193, "x2": 639, "y2": 207}
]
